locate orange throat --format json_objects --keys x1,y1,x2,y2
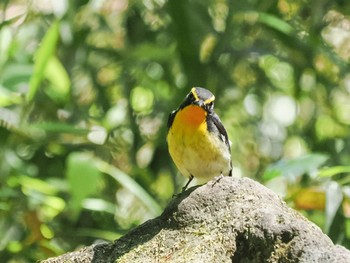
[{"x1": 177, "y1": 105, "x2": 206, "y2": 127}]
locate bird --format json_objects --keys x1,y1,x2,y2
[{"x1": 167, "y1": 87, "x2": 232, "y2": 191}]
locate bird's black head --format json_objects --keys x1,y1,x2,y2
[{"x1": 179, "y1": 87, "x2": 215, "y2": 112}]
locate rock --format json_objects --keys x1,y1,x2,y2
[{"x1": 41, "y1": 177, "x2": 350, "y2": 263}]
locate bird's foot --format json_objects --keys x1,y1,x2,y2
[{"x1": 210, "y1": 174, "x2": 225, "y2": 187}]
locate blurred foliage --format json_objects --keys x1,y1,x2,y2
[{"x1": 1, "y1": 0, "x2": 350, "y2": 261}]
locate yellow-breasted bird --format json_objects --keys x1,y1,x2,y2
[{"x1": 167, "y1": 87, "x2": 232, "y2": 190}]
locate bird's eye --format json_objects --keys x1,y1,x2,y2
[{"x1": 207, "y1": 101, "x2": 214, "y2": 110}]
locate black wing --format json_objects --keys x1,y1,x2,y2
[
  {"x1": 208, "y1": 113, "x2": 232, "y2": 176},
  {"x1": 208, "y1": 113, "x2": 231, "y2": 151},
  {"x1": 167, "y1": 110, "x2": 177, "y2": 130}
]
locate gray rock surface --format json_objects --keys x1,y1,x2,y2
[{"x1": 41, "y1": 177, "x2": 350, "y2": 263}]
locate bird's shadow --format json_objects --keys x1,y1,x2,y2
[{"x1": 91, "y1": 186, "x2": 200, "y2": 263}]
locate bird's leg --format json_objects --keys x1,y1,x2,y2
[
  {"x1": 210, "y1": 173, "x2": 225, "y2": 187},
  {"x1": 182, "y1": 175, "x2": 194, "y2": 192}
]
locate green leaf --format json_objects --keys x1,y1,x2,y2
[
  {"x1": 319, "y1": 166, "x2": 350, "y2": 178},
  {"x1": 346, "y1": 218, "x2": 350, "y2": 240},
  {"x1": 75, "y1": 227, "x2": 122, "y2": 241},
  {"x1": 44, "y1": 56, "x2": 71, "y2": 103},
  {"x1": 0, "y1": 87, "x2": 22, "y2": 106},
  {"x1": 27, "y1": 21, "x2": 60, "y2": 102},
  {"x1": 1, "y1": 63, "x2": 33, "y2": 90},
  {"x1": 66, "y1": 152, "x2": 102, "y2": 219},
  {"x1": 41, "y1": 196, "x2": 66, "y2": 220},
  {"x1": 17, "y1": 176, "x2": 66, "y2": 220},
  {"x1": 18, "y1": 175, "x2": 59, "y2": 195},
  {"x1": 130, "y1": 43, "x2": 176, "y2": 62},
  {"x1": 95, "y1": 159, "x2": 162, "y2": 216},
  {"x1": 33, "y1": 122, "x2": 88, "y2": 134},
  {"x1": 263, "y1": 153, "x2": 329, "y2": 182},
  {"x1": 0, "y1": 27, "x2": 12, "y2": 65},
  {"x1": 258, "y1": 12, "x2": 295, "y2": 36},
  {"x1": 82, "y1": 198, "x2": 116, "y2": 214}
]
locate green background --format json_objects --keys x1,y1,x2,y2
[{"x1": 1, "y1": 0, "x2": 350, "y2": 261}]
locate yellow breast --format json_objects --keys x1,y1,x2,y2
[{"x1": 167, "y1": 105, "x2": 231, "y2": 180}]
